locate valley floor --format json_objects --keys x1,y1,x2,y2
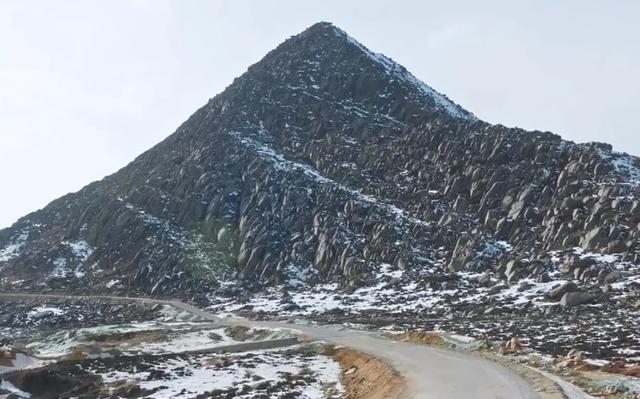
[
  {"x1": 0, "y1": 298, "x2": 343, "y2": 399},
  {"x1": 1, "y1": 293, "x2": 639, "y2": 399}
]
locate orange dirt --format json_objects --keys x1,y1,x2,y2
[
  {"x1": 384, "y1": 330, "x2": 446, "y2": 346},
  {"x1": 327, "y1": 346, "x2": 406, "y2": 399}
]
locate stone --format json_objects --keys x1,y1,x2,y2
[
  {"x1": 546, "y1": 282, "x2": 578, "y2": 300},
  {"x1": 504, "y1": 260, "x2": 523, "y2": 283},
  {"x1": 0, "y1": 346, "x2": 11, "y2": 359},
  {"x1": 604, "y1": 271, "x2": 624, "y2": 284},
  {"x1": 488, "y1": 284, "x2": 506, "y2": 294},
  {"x1": 29, "y1": 310, "x2": 56, "y2": 320},
  {"x1": 503, "y1": 338, "x2": 523, "y2": 354},
  {"x1": 560, "y1": 292, "x2": 596, "y2": 307},
  {"x1": 581, "y1": 226, "x2": 607, "y2": 249},
  {"x1": 448, "y1": 235, "x2": 473, "y2": 272},
  {"x1": 0, "y1": 22, "x2": 636, "y2": 336},
  {"x1": 476, "y1": 272, "x2": 492, "y2": 286}
]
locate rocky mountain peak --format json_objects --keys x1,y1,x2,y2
[
  {"x1": 1, "y1": 20, "x2": 639, "y2": 344},
  {"x1": 217, "y1": 21, "x2": 476, "y2": 133},
  {"x1": 2, "y1": 21, "x2": 640, "y2": 376}
]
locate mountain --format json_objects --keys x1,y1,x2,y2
[{"x1": 1, "y1": 23, "x2": 639, "y2": 358}]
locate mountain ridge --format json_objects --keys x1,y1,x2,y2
[{"x1": 1, "y1": 23, "x2": 639, "y2": 361}]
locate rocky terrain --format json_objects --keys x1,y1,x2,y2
[
  {"x1": 1, "y1": 21, "x2": 639, "y2": 369},
  {"x1": 0, "y1": 298, "x2": 345, "y2": 399},
  {"x1": 0, "y1": 298, "x2": 165, "y2": 355},
  {"x1": 2, "y1": 343, "x2": 343, "y2": 399}
]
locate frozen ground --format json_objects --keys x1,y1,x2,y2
[
  {"x1": 84, "y1": 348, "x2": 343, "y2": 399},
  {"x1": 23, "y1": 322, "x2": 293, "y2": 359},
  {"x1": 208, "y1": 248, "x2": 640, "y2": 363},
  {"x1": 0, "y1": 299, "x2": 343, "y2": 399},
  {"x1": 2, "y1": 346, "x2": 343, "y2": 399}
]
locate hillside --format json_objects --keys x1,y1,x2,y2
[{"x1": 1, "y1": 22, "x2": 639, "y2": 361}]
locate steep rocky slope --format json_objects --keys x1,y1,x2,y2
[{"x1": 1, "y1": 22, "x2": 639, "y2": 360}]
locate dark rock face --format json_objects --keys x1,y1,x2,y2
[{"x1": 0, "y1": 22, "x2": 639, "y2": 304}]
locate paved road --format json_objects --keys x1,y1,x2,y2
[
  {"x1": 0, "y1": 292, "x2": 539, "y2": 398},
  {"x1": 232, "y1": 318, "x2": 539, "y2": 399}
]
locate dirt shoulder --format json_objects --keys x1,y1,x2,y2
[
  {"x1": 385, "y1": 331, "x2": 565, "y2": 399},
  {"x1": 480, "y1": 352, "x2": 566, "y2": 399},
  {"x1": 327, "y1": 345, "x2": 406, "y2": 399}
]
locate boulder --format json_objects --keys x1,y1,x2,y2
[
  {"x1": 560, "y1": 292, "x2": 596, "y2": 307},
  {"x1": 488, "y1": 284, "x2": 506, "y2": 294},
  {"x1": 29, "y1": 310, "x2": 56, "y2": 320},
  {"x1": 476, "y1": 272, "x2": 492, "y2": 286},
  {"x1": 604, "y1": 271, "x2": 624, "y2": 284},
  {"x1": 504, "y1": 260, "x2": 523, "y2": 283},
  {"x1": 581, "y1": 226, "x2": 607, "y2": 250},
  {"x1": 448, "y1": 235, "x2": 473, "y2": 272},
  {"x1": 0, "y1": 346, "x2": 11, "y2": 359},
  {"x1": 500, "y1": 337, "x2": 524, "y2": 354}
]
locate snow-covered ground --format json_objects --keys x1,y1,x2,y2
[
  {"x1": 0, "y1": 229, "x2": 30, "y2": 263},
  {"x1": 2, "y1": 303, "x2": 343, "y2": 399},
  {"x1": 231, "y1": 131, "x2": 431, "y2": 228},
  {"x1": 210, "y1": 247, "x2": 640, "y2": 316},
  {"x1": 208, "y1": 247, "x2": 640, "y2": 363},
  {"x1": 85, "y1": 349, "x2": 343, "y2": 399},
  {"x1": 23, "y1": 321, "x2": 292, "y2": 359}
]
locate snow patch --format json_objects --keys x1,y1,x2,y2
[
  {"x1": 65, "y1": 240, "x2": 94, "y2": 278},
  {"x1": 573, "y1": 247, "x2": 619, "y2": 263},
  {"x1": 51, "y1": 258, "x2": 68, "y2": 278},
  {"x1": 231, "y1": 132, "x2": 430, "y2": 229},
  {"x1": 67, "y1": 240, "x2": 93, "y2": 260},
  {"x1": 25, "y1": 321, "x2": 166, "y2": 358},
  {"x1": 89, "y1": 351, "x2": 343, "y2": 399},
  {"x1": 332, "y1": 25, "x2": 476, "y2": 121},
  {"x1": 611, "y1": 153, "x2": 640, "y2": 186},
  {"x1": 597, "y1": 149, "x2": 640, "y2": 187},
  {"x1": 105, "y1": 279, "x2": 120, "y2": 288},
  {"x1": 0, "y1": 229, "x2": 29, "y2": 263},
  {"x1": 27, "y1": 306, "x2": 66, "y2": 319},
  {"x1": 0, "y1": 380, "x2": 31, "y2": 398}
]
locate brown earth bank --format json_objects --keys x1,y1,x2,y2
[
  {"x1": 382, "y1": 330, "x2": 446, "y2": 347},
  {"x1": 327, "y1": 346, "x2": 406, "y2": 399}
]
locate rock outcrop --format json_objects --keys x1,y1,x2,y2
[{"x1": 0, "y1": 22, "x2": 638, "y2": 313}]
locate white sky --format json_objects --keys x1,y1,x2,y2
[{"x1": 1, "y1": 0, "x2": 639, "y2": 228}]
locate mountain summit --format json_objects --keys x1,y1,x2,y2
[
  {"x1": 0, "y1": 22, "x2": 485, "y2": 295},
  {"x1": 1, "y1": 23, "x2": 639, "y2": 358},
  {"x1": 256, "y1": 22, "x2": 476, "y2": 121}
]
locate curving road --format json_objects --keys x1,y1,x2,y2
[
  {"x1": 232, "y1": 318, "x2": 539, "y2": 399},
  {"x1": 0, "y1": 293, "x2": 540, "y2": 398},
  {"x1": 225, "y1": 319, "x2": 540, "y2": 399}
]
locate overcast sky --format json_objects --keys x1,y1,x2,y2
[{"x1": 1, "y1": 1, "x2": 639, "y2": 228}]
